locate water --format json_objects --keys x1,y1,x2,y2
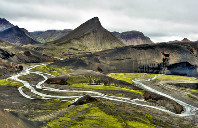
[{"x1": 10, "y1": 64, "x2": 198, "y2": 116}]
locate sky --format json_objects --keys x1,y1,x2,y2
[{"x1": 0, "y1": 0, "x2": 197, "y2": 42}]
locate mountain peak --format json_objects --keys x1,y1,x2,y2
[
  {"x1": 53, "y1": 17, "x2": 104, "y2": 44},
  {"x1": 181, "y1": 38, "x2": 191, "y2": 42},
  {"x1": 81, "y1": 17, "x2": 102, "y2": 29},
  {"x1": 0, "y1": 18, "x2": 14, "y2": 31},
  {"x1": 51, "y1": 17, "x2": 123, "y2": 51}
]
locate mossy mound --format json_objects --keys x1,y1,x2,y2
[
  {"x1": 0, "y1": 78, "x2": 23, "y2": 87},
  {"x1": 34, "y1": 65, "x2": 73, "y2": 76}
]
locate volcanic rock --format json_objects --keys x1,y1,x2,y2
[{"x1": 70, "y1": 95, "x2": 98, "y2": 106}]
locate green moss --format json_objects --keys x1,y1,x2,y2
[
  {"x1": 0, "y1": 78, "x2": 23, "y2": 87},
  {"x1": 70, "y1": 106, "x2": 123, "y2": 128},
  {"x1": 71, "y1": 83, "x2": 143, "y2": 95},
  {"x1": 34, "y1": 65, "x2": 73, "y2": 76},
  {"x1": 145, "y1": 113, "x2": 153, "y2": 122},
  {"x1": 43, "y1": 103, "x2": 124, "y2": 128},
  {"x1": 126, "y1": 120, "x2": 156, "y2": 128},
  {"x1": 43, "y1": 103, "x2": 91, "y2": 128},
  {"x1": 44, "y1": 99, "x2": 71, "y2": 110},
  {"x1": 107, "y1": 73, "x2": 156, "y2": 84}
]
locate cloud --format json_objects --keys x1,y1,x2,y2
[{"x1": 0, "y1": 0, "x2": 197, "y2": 42}]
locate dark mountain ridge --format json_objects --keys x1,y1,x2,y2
[
  {"x1": 112, "y1": 31, "x2": 153, "y2": 45},
  {"x1": 0, "y1": 26, "x2": 40, "y2": 45},
  {"x1": 0, "y1": 18, "x2": 14, "y2": 31},
  {"x1": 30, "y1": 29, "x2": 72, "y2": 43}
]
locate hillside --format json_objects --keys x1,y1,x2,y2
[
  {"x1": 0, "y1": 18, "x2": 14, "y2": 31},
  {"x1": 52, "y1": 42, "x2": 198, "y2": 76},
  {"x1": 112, "y1": 31, "x2": 153, "y2": 45},
  {"x1": 30, "y1": 29, "x2": 72, "y2": 43},
  {"x1": 0, "y1": 26, "x2": 40, "y2": 45},
  {"x1": 0, "y1": 40, "x2": 55, "y2": 78}
]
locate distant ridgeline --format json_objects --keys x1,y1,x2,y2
[{"x1": 54, "y1": 42, "x2": 198, "y2": 77}]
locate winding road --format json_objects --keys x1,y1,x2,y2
[{"x1": 10, "y1": 64, "x2": 198, "y2": 117}]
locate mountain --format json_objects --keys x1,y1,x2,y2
[
  {"x1": 112, "y1": 31, "x2": 153, "y2": 45},
  {"x1": 0, "y1": 26, "x2": 40, "y2": 45},
  {"x1": 181, "y1": 38, "x2": 191, "y2": 42},
  {"x1": 0, "y1": 18, "x2": 14, "y2": 31},
  {"x1": 50, "y1": 17, "x2": 124, "y2": 51},
  {"x1": 30, "y1": 29, "x2": 72, "y2": 43}
]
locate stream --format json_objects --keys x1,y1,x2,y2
[{"x1": 10, "y1": 64, "x2": 198, "y2": 117}]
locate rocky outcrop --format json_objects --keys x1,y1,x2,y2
[
  {"x1": 30, "y1": 29, "x2": 72, "y2": 43},
  {"x1": 0, "y1": 18, "x2": 14, "y2": 31},
  {"x1": 112, "y1": 31, "x2": 153, "y2": 46},
  {"x1": 70, "y1": 95, "x2": 98, "y2": 106},
  {"x1": 0, "y1": 58, "x2": 23, "y2": 78}
]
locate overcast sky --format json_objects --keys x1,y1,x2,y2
[{"x1": 0, "y1": 0, "x2": 197, "y2": 42}]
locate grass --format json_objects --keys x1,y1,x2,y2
[
  {"x1": 34, "y1": 65, "x2": 73, "y2": 76},
  {"x1": 0, "y1": 78, "x2": 23, "y2": 87}
]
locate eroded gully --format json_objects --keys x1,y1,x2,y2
[{"x1": 10, "y1": 64, "x2": 198, "y2": 117}]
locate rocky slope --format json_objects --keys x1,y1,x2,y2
[
  {"x1": 30, "y1": 29, "x2": 72, "y2": 43},
  {"x1": 0, "y1": 18, "x2": 14, "y2": 31},
  {"x1": 52, "y1": 42, "x2": 198, "y2": 77},
  {"x1": 112, "y1": 31, "x2": 153, "y2": 45},
  {"x1": 0, "y1": 110, "x2": 39, "y2": 128}
]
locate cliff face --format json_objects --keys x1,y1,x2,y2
[
  {"x1": 53, "y1": 42, "x2": 198, "y2": 76},
  {"x1": 112, "y1": 31, "x2": 153, "y2": 46}
]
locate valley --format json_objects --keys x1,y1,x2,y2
[{"x1": 0, "y1": 16, "x2": 198, "y2": 128}]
